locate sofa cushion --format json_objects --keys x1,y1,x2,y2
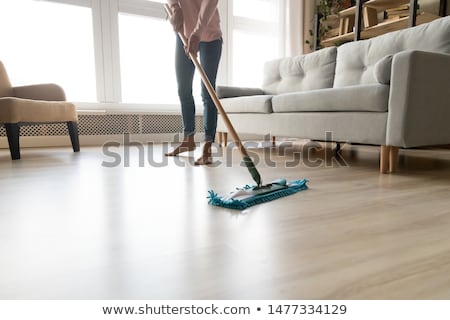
[
  {"x1": 373, "y1": 55, "x2": 393, "y2": 85},
  {"x1": 334, "y1": 16, "x2": 450, "y2": 87},
  {"x1": 262, "y1": 46, "x2": 337, "y2": 95},
  {"x1": 272, "y1": 84, "x2": 389, "y2": 113},
  {"x1": 220, "y1": 95, "x2": 273, "y2": 113}
]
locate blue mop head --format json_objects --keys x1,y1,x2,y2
[{"x1": 208, "y1": 179, "x2": 308, "y2": 210}]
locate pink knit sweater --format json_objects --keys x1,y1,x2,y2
[{"x1": 167, "y1": 0, "x2": 222, "y2": 42}]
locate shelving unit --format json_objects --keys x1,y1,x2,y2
[
  {"x1": 364, "y1": 0, "x2": 409, "y2": 11},
  {"x1": 363, "y1": 11, "x2": 438, "y2": 37},
  {"x1": 319, "y1": 0, "x2": 445, "y2": 48}
]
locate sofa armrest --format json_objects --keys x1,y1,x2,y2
[
  {"x1": 13, "y1": 83, "x2": 67, "y2": 101},
  {"x1": 387, "y1": 50, "x2": 450, "y2": 148},
  {"x1": 216, "y1": 85, "x2": 264, "y2": 99}
]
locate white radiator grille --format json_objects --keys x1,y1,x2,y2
[{"x1": 0, "y1": 113, "x2": 204, "y2": 136}]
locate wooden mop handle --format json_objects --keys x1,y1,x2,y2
[{"x1": 164, "y1": 4, "x2": 249, "y2": 159}]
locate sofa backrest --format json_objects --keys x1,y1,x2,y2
[
  {"x1": 262, "y1": 46, "x2": 337, "y2": 95},
  {"x1": 333, "y1": 16, "x2": 450, "y2": 88},
  {"x1": 0, "y1": 61, "x2": 13, "y2": 97}
]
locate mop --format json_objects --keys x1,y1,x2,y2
[{"x1": 164, "y1": 4, "x2": 308, "y2": 210}]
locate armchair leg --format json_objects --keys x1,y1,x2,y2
[
  {"x1": 5, "y1": 123, "x2": 20, "y2": 160},
  {"x1": 67, "y1": 121, "x2": 80, "y2": 152}
]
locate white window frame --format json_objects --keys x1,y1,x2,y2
[
  {"x1": 38, "y1": 0, "x2": 286, "y2": 111},
  {"x1": 41, "y1": 0, "x2": 186, "y2": 111},
  {"x1": 43, "y1": 0, "x2": 122, "y2": 104}
]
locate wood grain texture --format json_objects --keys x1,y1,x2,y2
[{"x1": 0, "y1": 143, "x2": 449, "y2": 299}]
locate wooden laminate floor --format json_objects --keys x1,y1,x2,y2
[{"x1": 1, "y1": 142, "x2": 450, "y2": 299}]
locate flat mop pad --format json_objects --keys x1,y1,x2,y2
[{"x1": 208, "y1": 179, "x2": 308, "y2": 210}]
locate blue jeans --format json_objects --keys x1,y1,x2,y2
[{"x1": 175, "y1": 36, "x2": 222, "y2": 142}]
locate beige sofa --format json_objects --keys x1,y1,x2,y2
[{"x1": 216, "y1": 16, "x2": 450, "y2": 173}]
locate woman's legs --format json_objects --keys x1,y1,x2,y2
[
  {"x1": 199, "y1": 38, "x2": 222, "y2": 143},
  {"x1": 167, "y1": 37, "x2": 222, "y2": 164},
  {"x1": 176, "y1": 35, "x2": 197, "y2": 137},
  {"x1": 166, "y1": 36, "x2": 196, "y2": 156},
  {"x1": 195, "y1": 38, "x2": 222, "y2": 165}
]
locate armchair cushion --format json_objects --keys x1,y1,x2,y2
[{"x1": 0, "y1": 97, "x2": 77, "y2": 123}]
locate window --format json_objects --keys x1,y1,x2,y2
[
  {"x1": 0, "y1": 0, "x2": 286, "y2": 108},
  {"x1": 0, "y1": 0, "x2": 96, "y2": 102},
  {"x1": 117, "y1": 1, "x2": 203, "y2": 105},
  {"x1": 232, "y1": 30, "x2": 279, "y2": 87},
  {"x1": 118, "y1": 13, "x2": 178, "y2": 104},
  {"x1": 229, "y1": 0, "x2": 283, "y2": 87},
  {"x1": 233, "y1": 0, "x2": 278, "y2": 22}
]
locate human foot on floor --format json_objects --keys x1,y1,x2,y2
[
  {"x1": 194, "y1": 142, "x2": 212, "y2": 165},
  {"x1": 165, "y1": 136, "x2": 196, "y2": 156}
]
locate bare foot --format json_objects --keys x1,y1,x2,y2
[
  {"x1": 165, "y1": 136, "x2": 196, "y2": 156},
  {"x1": 195, "y1": 142, "x2": 212, "y2": 165}
]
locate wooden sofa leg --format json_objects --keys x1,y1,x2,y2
[
  {"x1": 389, "y1": 147, "x2": 399, "y2": 173},
  {"x1": 5, "y1": 123, "x2": 21, "y2": 160},
  {"x1": 67, "y1": 121, "x2": 80, "y2": 152},
  {"x1": 272, "y1": 136, "x2": 276, "y2": 147},
  {"x1": 217, "y1": 132, "x2": 223, "y2": 147},
  {"x1": 380, "y1": 145, "x2": 390, "y2": 174},
  {"x1": 223, "y1": 132, "x2": 228, "y2": 147}
]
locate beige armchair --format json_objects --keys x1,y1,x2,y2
[{"x1": 0, "y1": 61, "x2": 79, "y2": 160}]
